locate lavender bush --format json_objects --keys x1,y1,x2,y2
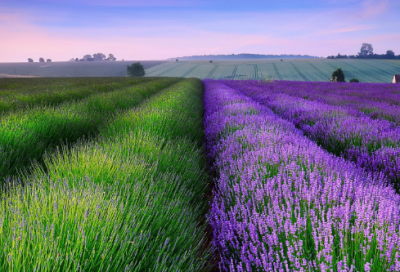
[{"x1": 204, "y1": 79, "x2": 400, "y2": 271}]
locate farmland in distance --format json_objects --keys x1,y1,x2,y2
[
  {"x1": 0, "y1": 60, "x2": 166, "y2": 78},
  {"x1": 145, "y1": 59, "x2": 400, "y2": 83}
]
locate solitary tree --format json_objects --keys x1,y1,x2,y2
[
  {"x1": 331, "y1": 68, "x2": 346, "y2": 82},
  {"x1": 127, "y1": 62, "x2": 145, "y2": 77},
  {"x1": 28, "y1": 58, "x2": 34, "y2": 62},
  {"x1": 210, "y1": 60, "x2": 212, "y2": 63},
  {"x1": 358, "y1": 43, "x2": 373, "y2": 57},
  {"x1": 46, "y1": 59, "x2": 52, "y2": 62},
  {"x1": 176, "y1": 59, "x2": 178, "y2": 62},
  {"x1": 39, "y1": 57, "x2": 45, "y2": 62}
]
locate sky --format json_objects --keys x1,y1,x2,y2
[{"x1": 0, "y1": 0, "x2": 399, "y2": 62}]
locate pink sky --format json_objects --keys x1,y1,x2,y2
[{"x1": 1, "y1": 0, "x2": 399, "y2": 62}]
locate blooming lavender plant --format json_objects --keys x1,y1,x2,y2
[{"x1": 204, "y1": 79, "x2": 400, "y2": 271}]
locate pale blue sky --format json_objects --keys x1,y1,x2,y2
[{"x1": 1, "y1": 0, "x2": 399, "y2": 62}]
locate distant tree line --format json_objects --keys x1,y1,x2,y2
[
  {"x1": 171, "y1": 53, "x2": 323, "y2": 60},
  {"x1": 28, "y1": 58, "x2": 52, "y2": 63},
  {"x1": 327, "y1": 43, "x2": 399, "y2": 59},
  {"x1": 69, "y1": 53, "x2": 117, "y2": 62}
]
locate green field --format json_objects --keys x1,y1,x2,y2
[
  {"x1": 145, "y1": 59, "x2": 400, "y2": 83},
  {"x1": 2, "y1": 59, "x2": 399, "y2": 83},
  {"x1": 0, "y1": 77, "x2": 213, "y2": 271},
  {"x1": 0, "y1": 61, "x2": 166, "y2": 78}
]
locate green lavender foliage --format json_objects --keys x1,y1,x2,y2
[
  {"x1": 0, "y1": 77, "x2": 153, "y2": 114},
  {"x1": 0, "y1": 78, "x2": 212, "y2": 271},
  {"x1": 0, "y1": 78, "x2": 180, "y2": 183}
]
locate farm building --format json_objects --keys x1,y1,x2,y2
[{"x1": 393, "y1": 75, "x2": 400, "y2": 83}]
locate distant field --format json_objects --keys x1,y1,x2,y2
[
  {"x1": 145, "y1": 59, "x2": 400, "y2": 83},
  {"x1": 0, "y1": 60, "x2": 167, "y2": 77},
  {"x1": 1, "y1": 59, "x2": 399, "y2": 82}
]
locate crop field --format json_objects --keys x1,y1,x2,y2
[
  {"x1": 0, "y1": 61, "x2": 166, "y2": 78},
  {"x1": 0, "y1": 77, "x2": 213, "y2": 271},
  {"x1": 145, "y1": 59, "x2": 400, "y2": 83},
  {"x1": 1, "y1": 76, "x2": 400, "y2": 271}
]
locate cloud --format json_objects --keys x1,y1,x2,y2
[{"x1": 317, "y1": 25, "x2": 378, "y2": 35}]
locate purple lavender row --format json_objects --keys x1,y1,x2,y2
[
  {"x1": 222, "y1": 80, "x2": 400, "y2": 187},
  {"x1": 204, "y1": 79, "x2": 400, "y2": 271},
  {"x1": 244, "y1": 81, "x2": 400, "y2": 125}
]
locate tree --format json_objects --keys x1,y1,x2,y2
[
  {"x1": 93, "y1": 53, "x2": 106, "y2": 61},
  {"x1": 46, "y1": 59, "x2": 52, "y2": 62},
  {"x1": 127, "y1": 62, "x2": 145, "y2": 77},
  {"x1": 83, "y1": 54, "x2": 92, "y2": 61},
  {"x1": 28, "y1": 58, "x2": 33, "y2": 62},
  {"x1": 210, "y1": 60, "x2": 212, "y2": 63},
  {"x1": 386, "y1": 50, "x2": 395, "y2": 59},
  {"x1": 107, "y1": 54, "x2": 116, "y2": 61},
  {"x1": 176, "y1": 59, "x2": 178, "y2": 62},
  {"x1": 39, "y1": 58, "x2": 45, "y2": 62},
  {"x1": 75, "y1": 58, "x2": 79, "y2": 62},
  {"x1": 358, "y1": 43, "x2": 373, "y2": 57},
  {"x1": 350, "y1": 78, "x2": 359, "y2": 83},
  {"x1": 331, "y1": 68, "x2": 345, "y2": 82}
]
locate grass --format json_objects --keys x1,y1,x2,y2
[
  {"x1": 0, "y1": 78, "x2": 180, "y2": 183},
  {"x1": 0, "y1": 78, "x2": 212, "y2": 271},
  {"x1": 0, "y1": 77, "x2": 155, "y2": 114}
]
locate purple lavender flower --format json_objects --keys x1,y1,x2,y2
[{"x1": 204, "y1": 79, "x2": 400, "y2": 271}]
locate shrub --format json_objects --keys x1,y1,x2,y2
[
  {"x1": 127, "y1": 62, "x2": 145, "y2": 77},
  {"x1": 331, "y1": 68, "x2": 346, "y2": 82},
  {"x1": 350, "y1": 78, "x2": 360, "y2": 83}
]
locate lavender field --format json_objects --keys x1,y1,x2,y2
[
  {"x1": 1, "y1": 77, "x2": 400, "y2": 271},
  {"x1": 204, "y1": 79, "x2": 400, "y2": 271}
]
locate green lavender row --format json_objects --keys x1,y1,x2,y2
[
  {"x1": 0, "y1": 77, "x2": 154, "y2": 114},
  {"x1": 0, "y1": 78, "x2": 211, "y2": 271},
  {"x1": 0, "y1": 78, "x2": 180, "y2": 182}
]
